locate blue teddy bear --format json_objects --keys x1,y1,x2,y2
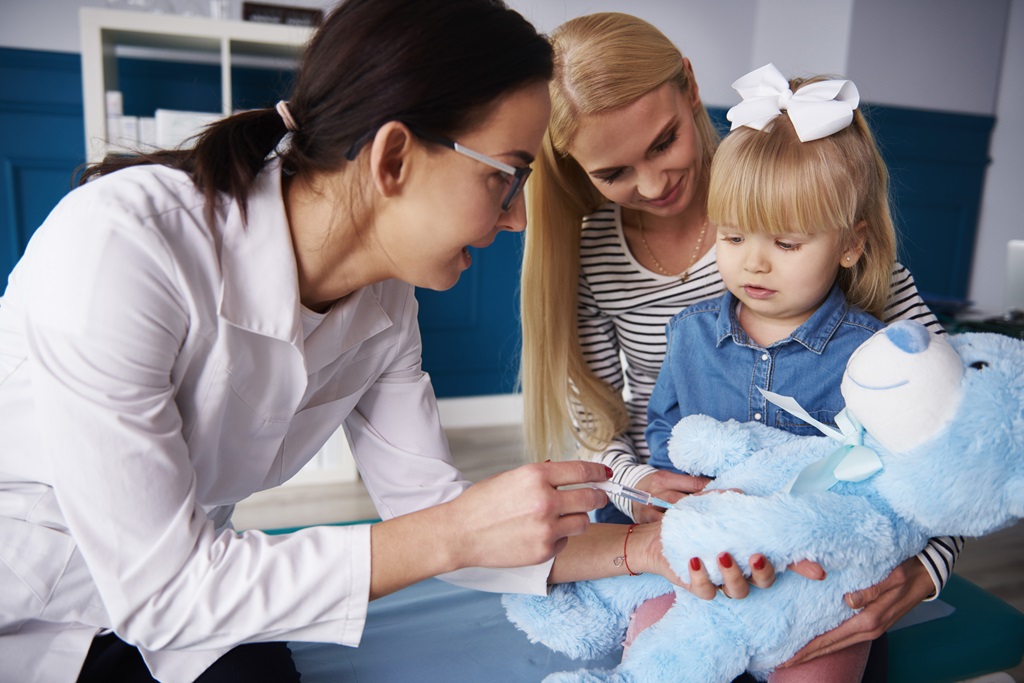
[{"x1": 504, "y1": 321, "x2": 1024, "y2": 682}]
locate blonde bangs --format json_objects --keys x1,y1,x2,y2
[{"x1": 709, "y1": 123, "x2": 859, "y2": 244}]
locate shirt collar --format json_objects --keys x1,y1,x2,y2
[
  {"x1": 715, "y1": 283, "x2": 851, "y2": 353},
  {"x1": 218, "y1": 158, "x2": 397, "y2": 367}
]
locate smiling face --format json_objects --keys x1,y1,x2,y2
[
  {"x1": 381, "y1": 80, "x2": 552, "y2": 292},
  {"x1": 567, "y1": 82, "x2": 706, "y2": 219}
]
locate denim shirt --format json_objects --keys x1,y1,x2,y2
[{"x1": 646, "y1": 284, "x2": 885, "y2": 473}]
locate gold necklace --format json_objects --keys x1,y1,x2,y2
[{"x1": 638, "y1": 213, "x2": 709, "y2": 282}]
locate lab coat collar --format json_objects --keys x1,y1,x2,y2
[
  {"x1": 218, "y1": 157, "x2": 397, "y2": 373},
  {"x1": 303, "y1": 283, "x2": 396, "y2": 375},
  {"x1": 218, "y1": 157, "x2": 303, "y2": 345}
]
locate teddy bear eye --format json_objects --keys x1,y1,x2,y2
[{"x1": 969, "y1": 360, "x2": 989, "y2": 370}]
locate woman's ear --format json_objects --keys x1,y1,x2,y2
[
  {"x1": 841, "y1": 220, "x2": 868, "y2": 268},
  {"x1": 683, "y1": 57, "x2": 701, "y2": 109},
  {"x1": 369, "y1": 121, "x2": 414, "y2": 198}
]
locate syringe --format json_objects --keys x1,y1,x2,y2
[{"x1": 590, "y1": 480, "x2": 675, "y2": 509}]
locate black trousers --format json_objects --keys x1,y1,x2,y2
[{"x1": 77, "y1": 633, "x2": 301, "y2": 683}]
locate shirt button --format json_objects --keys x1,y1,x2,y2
[
  {"x1": 761, "y1": 353, "x2": 769, "y2": 361},
  {"x1": 754, "y1": 412, "x2": 762, "y2": 420}
]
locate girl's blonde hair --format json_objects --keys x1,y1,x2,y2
[
  {"x1": 520, "y1": 13, "x2": 720, "y2": 460},
  {"x1": 708, "y1": 76, "x2": 897, "y2": 319}
]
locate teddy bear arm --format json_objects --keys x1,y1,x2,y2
[
  {"x1": 762, "y1": 494, "x2": 904, "y2": 575},
  {"x1": 663, "y1": 491, "x2": 900, "y2": 585},
  {"x1": 706, "y1": 438, "x2": 831, "y2": 496},
  {"x1": 668, "y1": 415, "x2": 804, "y2": 477}
]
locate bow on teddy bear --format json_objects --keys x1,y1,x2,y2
[{"x1": 504, "y1": 320, "x2": 1024, "y2": 683}]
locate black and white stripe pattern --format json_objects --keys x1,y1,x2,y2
[{"x1": 576, "y1": 203, "x2": 961, "y2": 595}]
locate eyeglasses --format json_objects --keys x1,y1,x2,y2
[
  {"x1": 410, "y1": 128, "x2": 532, "y2": 212},
  {"x1": 345, "y1": 124, "x2": 532, "y2": 212}
]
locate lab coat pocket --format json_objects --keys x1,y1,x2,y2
[{"x1": 0, "y1": 517, "x2": 76, "y2": 620}]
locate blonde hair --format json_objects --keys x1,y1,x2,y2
[
  {"x1": 520, "y1": 13, "x2": 720, "y2": 460},
  {"x1": 708, "y1": 76, "x2": 896, "y2": 319}
]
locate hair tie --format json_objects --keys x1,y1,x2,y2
[
  {"x1": 276, "y1": 100, "x2": 299, "y2": 132},
  {"x1": 726, "y1": 63, "x2": 860, "y2": 142}
]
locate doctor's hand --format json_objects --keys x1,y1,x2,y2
[
  {"x1": 369, "y1": 461, "x2": 609, "y2": 600},
  {"x1": 447, "y1": 460, "x2": 610, "y2": 570},
  {"x1": 630, "y1": 470, "x2": 711, "y2": 523},
  {"x1": 778, "y1": 556, "x2": 934, "y2": 667}
]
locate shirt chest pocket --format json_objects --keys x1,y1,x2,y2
[{"x1": 773, "y1": 408, "x2": 839, "y2": 437}]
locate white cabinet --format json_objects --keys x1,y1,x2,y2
[{"x1": 79, "y1": 7, "x2": 311, "y2": 162}]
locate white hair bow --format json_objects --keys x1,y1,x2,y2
[{"x1": 726, "y1": 63, "x2": 860, "y2": 142}]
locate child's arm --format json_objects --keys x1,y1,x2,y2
[{"x1": 644, "y1": 348, "x2": 684, "y2": 468}]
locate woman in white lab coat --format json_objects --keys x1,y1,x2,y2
[
  {"x1": 0, "y1": 1, "x2": 794, "y2": 680},
  {"x1": 0, "y1": 1, "x2": 643, "y2": 681}
]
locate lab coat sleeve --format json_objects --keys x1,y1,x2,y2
[
  {"x1": 21, "y1": 193, "x2": 371, "y2": 654},
  {"x1": 346, "y1": 287, "x2": 551, "y2": 596}
]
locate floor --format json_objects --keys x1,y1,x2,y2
[{"x1": 234, "y1": 425, "x2": 1024, "y2": 682}]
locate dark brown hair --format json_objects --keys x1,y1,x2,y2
[{"x1": 79, "y1": 0, "x2": 553, "y2": 222}]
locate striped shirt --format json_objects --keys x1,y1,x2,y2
[{"x1": 577, "y1": 202, "x2": 961, "y2": 594}]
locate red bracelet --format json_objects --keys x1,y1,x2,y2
[{"x1": 622, "y1": 523, "x2": 641, "y2": 576}]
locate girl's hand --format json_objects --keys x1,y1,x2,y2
[
  {"x1": 445, "y1": 460, "x2": 610, "y2": 570},
  {"x1": 631, "y1": 470, "x2": 711, "y2": 523}
]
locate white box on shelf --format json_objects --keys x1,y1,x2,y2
[
  {"x1": 155, "y1": 108, "x2": 222, "y2": 149},
  {"x1": 106, "y1": 114, "x2": 140, "y2": 151},
  {"x1": 105, "y1": 115, "x2": 121, "y2": 146},
  {"x1": 119, "y1": 115, "x2": 139, "y2": 147},
  {"x1": 105, "y1": 90, "x2": 123, "y2": 117},
  {"x1": 138, "y1": 116, "x2": 158, "y2": 150}
]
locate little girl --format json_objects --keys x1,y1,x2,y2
[{"x1": 642, "y1": 64, "x2": 899, "y2": 682}]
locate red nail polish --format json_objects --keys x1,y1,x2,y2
[
  {"x1": 718, "y1": 553, "x2": 734, "y2": 569},
  {"x1": 689, "y1": 557, "x2": 701, "y2": 571},
  {"x1": 752, "y1": 555, "x2": 766, "y2": 571},
  {"x1": 604, "y1": 466, "x2": 614, "y2": 479}
]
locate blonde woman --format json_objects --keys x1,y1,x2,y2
[{"x1": 519, "y1": 12, "x2": 961, "y2": 673}]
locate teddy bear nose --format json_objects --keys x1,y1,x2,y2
[{"x1": 883, "y1": 320, "x2": 931, "y2": 353}]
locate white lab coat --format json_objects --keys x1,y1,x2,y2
[{"x1": 0, "y1": 159, "x2": 548, "y2": 683}]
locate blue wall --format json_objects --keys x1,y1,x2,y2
[{"x1": 0, "y1": 47, "x2": 995, "y2": 396}]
